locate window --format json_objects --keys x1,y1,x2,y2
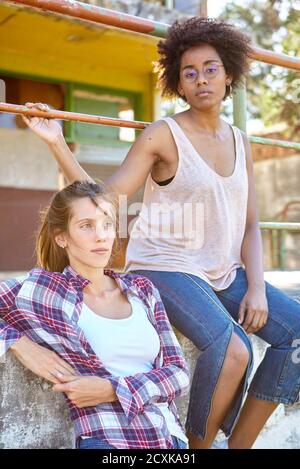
[
  {"x1": 0, "y1": 75, "x2": 64, "y2": 130},
  {"x1": 65, "y1": 85, "x2": 140, "y2": 146}
]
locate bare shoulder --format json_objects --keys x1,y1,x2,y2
[
  {"x1": 137, "y1": 119, "x2": 175, "y2": 163},
  {"x1": 140, "y1": 119, "x2": 172, "y2": 140}
]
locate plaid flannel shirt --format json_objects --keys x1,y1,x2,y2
[{"x1": 0, "y1": 266, "x2": 190, "y2": 449}]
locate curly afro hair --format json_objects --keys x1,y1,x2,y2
[{"x1": 156, "y1": 17, "x2": 252, "y2": 100}]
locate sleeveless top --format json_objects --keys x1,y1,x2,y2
[
  {"x1": 125, "y1": 116, "x2": 248, "y2": 291},
  {"x1": 78, "y1": 294, "x2": 188, "y2": 443}
]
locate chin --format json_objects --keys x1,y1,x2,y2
[
  {"x1": 194, "y1": 100, "x2": 217, "y2": 111},
  {"x1": 84, "y1": 257, "x2": 110, "y2": 269},
  {"x1": 95, "y1": 260, "x2": 110, "y2": 268}
]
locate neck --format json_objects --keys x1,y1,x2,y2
[
  {"x1": 188, "y1": 105, "x2": 223, "y2": 135},
  {"x1": 69, "y1": 261, "x2": 111, "y2": 296}
]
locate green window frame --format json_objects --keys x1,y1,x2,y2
[{"x1": 65, "y1": 84, "x2": 143, "y2": 147}]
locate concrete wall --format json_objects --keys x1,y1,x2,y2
[
  {"x1": 0, "y1": 128, "x2": 59, "y2": 191},
  {"x1": 254, "y1": 154, "x2": 300, "y2": 270},
  {"x1": 0, "y1": 353, "x2": 74, "y2": 449},
  {"x1": 0, "y1": 128, "x2": 132, "y2": 191},
  {"x1": 254, "y1": 154, "x2": 300, "y2": 221}
]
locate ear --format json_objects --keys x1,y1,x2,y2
[
  {"x1": 55, "y1": 233, "x2": 67, "y2": 249},
  {"x1": 177, "y1": 75, "x2": 185, "y2": 97},
  {"x1": 225, "y1": 75, "x2": 233, "y2": 86},
  {"x1": 177, "y1": 84, "x2": 184, "y2": 96}
]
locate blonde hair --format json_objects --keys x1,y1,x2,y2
[{"x1": 36, "y1": 180, "x2": 119, "y2": 272}]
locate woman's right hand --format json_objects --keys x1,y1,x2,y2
[
  {"x1": 22, "y1": 102, "x2": 63, "y2": 145},
  {"x1": 10, "y1": 336, "x2": 78, "y2": 384}
]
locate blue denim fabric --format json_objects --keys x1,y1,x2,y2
[
  {"x1": 78, "y1": 436, "x2": 188, "y2": 449},
  {"x1": 131, "y1": 267, "x2": 300, "y2": 440},
  {"x1": 171, "y1": 436, "x2": 188, "y2": 449},
  {"x1": 78, "y1": 437, "x2": 116, "y2": 449}
]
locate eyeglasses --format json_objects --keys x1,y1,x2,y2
[{"x1": 181, "y1": 63, "x2": 224, "y2": 83}]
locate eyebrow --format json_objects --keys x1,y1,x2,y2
[
  {"x1": 182, "y1": 60, "x2": 221, "y2": 70},
  {"x1": 75, "y1": 218, "x2": 95, "y2": 224},
  {"x1": 75, "y1": 214, "x2": 114, "y2": 224}
]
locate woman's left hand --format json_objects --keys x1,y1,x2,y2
[
  {"x1": 52, "y1": 374, "x2": 116, "y2": 408},
  {"x1": 238, "y1": 287, "x2": 269, "y2": 334}
]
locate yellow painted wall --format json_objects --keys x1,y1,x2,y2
[{"x1": 0, "y1": 3, "x2": 160, "y2": 121}]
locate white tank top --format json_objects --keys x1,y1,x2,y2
[
  {"x1": 78, "y1": 295, "x2": 160, "y2": 376},
  {"x1": 125, "y1": 116, "x2": 248, "y2": 291},
  {"x1": 78, "y1": 294, "x2": 187, "y2": 443}
]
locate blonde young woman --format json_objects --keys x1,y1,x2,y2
[{"x1": 0, "y1": 180, "x2": 190, "y2": 449}]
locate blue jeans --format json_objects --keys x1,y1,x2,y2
[
  {"x1": 131, "y1": 268, "x2": 300, "y2": 440},
  {"x1": 78, "y1": 436, "x2": 188, "y2": 449}
]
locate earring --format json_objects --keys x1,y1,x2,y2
[
  {"x1": 60, "y1": 244, "x2": 66, "y2": 249},
  {"x1": 227, "y1": 83, "x2": 233, "y2": 98}
]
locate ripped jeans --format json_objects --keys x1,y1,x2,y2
[{"x1": 131, "y1": 267, "x2": 300, "y2": 439}]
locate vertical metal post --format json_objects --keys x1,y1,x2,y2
[
  {"x1": 198, "y1": 0, "x2": 208, "y2": 17},
  {"x1": 165, "y1": 0, "x2": 174, "y2": 9},
  {"x1": 279, "y1": 230, "x2": 287, "y2": 270},
  {"x1": 271, "y1": 230, "x2": 280, "y2": 269},
  {"x1": 151, "y1": 73, "x2": 162, "y2": 122},
  {"x1": 233, "y1": 82, "x2": 247, "y2": 132},
  {"x1": 271, "y1": 229, "x2": 279, "y2": 269}
]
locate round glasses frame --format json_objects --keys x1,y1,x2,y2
[{"x1": 181, "y1": 63, "x2": 225, "y2": 83}]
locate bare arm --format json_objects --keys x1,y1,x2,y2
[
  {"x1": 52, "y1": 374, "x2": 118, "y2": 408},
  {"x1": 238, "y1": 132, "x2": 268, "y2": 333},
  {"x1": 241, "y1": 133, "x2": 265, "y2": 290},
  {"x1": 23, "y1": 103, "x2": 163, "y2": 197},
  {"x1": 0, "y1": 273, "x2": 78, "y2": 384},
  {"x1": 104, "y1": 122, "x2": 162, "y2": 196},
  {"x1": 10, "y1": 336, "x2": 78, "y2": 384},
  {"x1": 49, "y1": 133, "x2": 94, "y2": 184}
]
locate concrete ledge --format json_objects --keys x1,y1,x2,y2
[{"x1": 0, "y1": 353, "x2": 73, "y2": 449}]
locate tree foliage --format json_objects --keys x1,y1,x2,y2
[{"x1": 220, "y1": 0, "x2": 300, "y2": 136}]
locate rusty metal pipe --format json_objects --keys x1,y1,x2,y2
[
  {"x1": 0, "y1": 102, "x2": 148, "y2": 129},
  {"x1": 7, "y1": 0, "x2": 168, "y2": 36},
  {"x1": 251, "y1": 46, "x2": 300, "y2": 71},
  {"x1": 2, "y1": 103, "x2": 300, "y2": 152}
]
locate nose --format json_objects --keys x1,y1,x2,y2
[
  {"x1": 95, "y1": 224, "x2": 106, "y2": 241},
  {"x1": 196, "y1": 71, "x2": 208, "y2": 86}
]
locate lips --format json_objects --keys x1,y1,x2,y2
[
  {"x1": 91, "y1": 249, "x2": 109, "y2": 254},
  {"x1": 195, "y1": 90, "x2": 212, "y2": 96}
]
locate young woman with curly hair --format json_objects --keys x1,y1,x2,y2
[{"x1": 23, "y1": 17, "x2": 300, "y2": 449}]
